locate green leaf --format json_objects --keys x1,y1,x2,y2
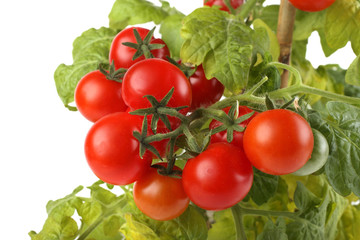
[
  {"x1": 256, "y1": 218, "x2": 288, "y2": 240},
  {"x1": 345, "y1": 55, "x2": 360, "y2": 86},
  {"x1": 247, "y1": 168, "x2": 279, "y2": 206},
  {"x1": 308, "y1": 102, "x2": 360, "y2": 197},
  {"x1": 54, "y1": 27, "x2": 117, "y2": 109},
  {"x1": 180, "y1": 8, "x2": 270, "y2": 94},
  {"x1": 159, "y1": 13, "x2": 185, "y2": 58},
  {"x1": 29, "y1": 186, "x2": 83, "y2": 240},
  {"x1": 109, "y1": 0, "x2": 168, "y2": 30},
  {"x1": 252, "y1": 19, "x2": 279, "y2": 61},
  {"x1": 293, "y1": 10, "x2": 325, "y2": 41},
  {"x1": 208, "y1": 209, "x2": 236, "y2": 240},
  {"x1": 324, "y1": 0, "x2": 360, "y2": 56},
  {"x1": 336, "y1": 204, "x2": 360, "y2": 240}
]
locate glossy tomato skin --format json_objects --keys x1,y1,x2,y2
[
  {"x1": 74, "y1": 70, "x2": 128, "y2": 122},
  {"x1": 288, "y1": 0, "x2": 335, "y2": 12},
  {"x1": 209, "y1": 106, "x2": 258, "y2": 150},
  {"x1": 204, "y1": 0, "x2": 244, "y2": 12},
  {"x1": 109, "y1": 27, "x2": 170, "y2": 70},
  {"x1": 243, "y1": 109, "x2": 314, "y2": 175},
  {"x1": 189, "y1": 65, "x2": 224, "y2": 111},
  {"x1": 182, "y1": 143, "x2": 253, "y2": 211},
  {"x1": 85, "y1": 112, "x2": 152, "y2": 185},
  {"x1": 133, "y1": 163, "x2": 190, "y2": 221},
  {"x1": 122, "y1": 58, "x2": 192, "y2": 128}
]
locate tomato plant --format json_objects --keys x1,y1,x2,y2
[
  {"x1": 74, "y1": 70, "x2": 127, "y2": 122},
  {"x1": 109, "y1": 27, "x2": 170, "y2": 70},
  {"x1": 288, "y1": 0, "x2": 336, "y2": 12},
  {"x1": 182, "y1": 143, "x2": 253, "y2": 211},
  {"x1": 293, "y1": 129, "x2": 329, "y2": 176},
  {"x1": 243, "y1": 109, "x2": 314, "y2": 175},
  {"x1": 209, "y1": 105, "x2": 257, "y2": 150},
  {"x1": 189, "y1": 65, "x2": 224, "y2": 111},
  {"x1": 204, "y1": 0, "x2": 244, "y2": 13},
  {"x1": 84, "y1": 112, "x2": 152, "y2": 185},
  {"x1": 133, "y1": 163, "x2": 190, "y2": 221},
  {"x1": 43, "y1": 0, "x2": 360, "y2": 239}
]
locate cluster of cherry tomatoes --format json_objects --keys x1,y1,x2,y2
[{"x1": 73, "y1": 0, "x2": 322, "y2": 221}]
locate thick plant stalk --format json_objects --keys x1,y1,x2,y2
[{"x1": 277, "y1": 0, "x2": 296, "y2": 88}]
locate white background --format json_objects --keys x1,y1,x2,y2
[{"x1": 0, "y1": 0, "x2": 355, "y2": 239}]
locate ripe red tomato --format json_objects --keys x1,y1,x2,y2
[
  {"x1": 182, "y1": 143, "x2": 253, "y2": 211},
  {"x1": 122, "y1": 59, "x2": 192, "y2": 128},
  {"x1": 109, "y1": 27, "x2": 170, "y2": 70},
  {"x1": 84, "y1": 112, "x2": 152, "y2": 185},
  {"x1": 133, "y1": 163, "x2": 190, "y2": 221},
  {"x1": 189, "y1": 65, "x2": 224, "y2": 111},
  {"x1": 204, "y1": 0, "x2": 244, "y2": 12},
  {"x1": 74, "y1": 70, "x2": 128, "y2": 122},
  {"x1": 243, "y1": 109, "x2": 314, "y2": 175},
  {"x1": 209, "y1": 106, "x2": 258, "y2": 150},
  {"x1": 288, "y1": 0, "x2": 335, "y2": 12}
]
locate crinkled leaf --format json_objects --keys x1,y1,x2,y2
[
  {"x1": 308, "y1": 102, "x2": 360, "y2": 197},
  {"x1": 325, "y1": 0, "x2": 360, "y2": 56},
  {"x1": 256, "y1": 218, "x2": 288, "y2": 240},
  {"x1": 54, "y1": 27, "x2": 117, "y2": 109},
  {"x1": 109, "y1": 0, "x2": 168, "y2": 30},
  {"x1": 180, "y1": 8, "x2": 270, "y2": 94},
  {"x1": 208, "y1": 209, "x2": 236, "y2": 240},
  {"x1": 336, "y1": 204, "x2": 360, "y2": 240},
  {"x1": 345, "y1": 55, "x2": 360, "y2": 86},
  {"x1": 247, "y1": 168, "x2": 279, "y2": 206}
]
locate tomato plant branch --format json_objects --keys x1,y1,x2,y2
[
  {"x1": 269, "y1": 83, "x2": 360, "y2": 105},
  {"x1": 276, "y1": 0, "x2": 296, "y2": 88},
  {"x1": 231, "y1": 204, "x2": 248, "y2": 240},
  {"x1": 238, "y1": 0, "x2": 258, "y2": 19}
]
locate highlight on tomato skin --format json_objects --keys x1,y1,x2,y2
[
  {"x1": 74, "y1": 70, "x2": 128, "y2": 122},
  {"x1": 288, "y1": 0, "x2": 336, "y2": 12},
  {"x1": 243, "y1": 109, "x2": 314, "y2": 175},
  {"x1": 182, "y1": 142, "x2": 253, "y2": 211},
  {"x1": 84, "y1": 112, "x2": 152, "y2": 185},
  {"x1": 133, "y1": 163, "x2": 190, "y2": 221}
]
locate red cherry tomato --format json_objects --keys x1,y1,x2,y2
[
  {"x1": 243, "y1": 109, "x2": 314, "y2": 175},
  {"x1": 84, "y1": 112, "x2": 152, "y2": 185},
  {"x1": 209, "y1": 106, "x2": 258, "y2": 150},
  {"x1": 204, "y1": 0, "x2": 244, "y2": 13},
  {"x1": 122, "y1": 59, "x2": 192, "y2": 129},
  {"x1": 189, "y1": 65, "x2": 224, "y2": 111},
  {"x1": 109, "y1": 27, "x2": 170, "y2": 70},
  {"x1": 182, "y1": 143, "x2": 253, "y2": 211},
  {"x1": 133, "y1": 163, "x2": 190, "y2": 221},
  {"x1": 288, "y1": 0, "x2": 335, "y2": 12},
  {"x1": 74, "y1": 70, "x2": 127, "y2": 122}
]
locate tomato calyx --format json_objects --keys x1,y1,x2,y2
[
  {"x1": 122, "y1": 27, "x2": 165, "y2": 60},
  {"x1": 166, "y1": 57, "x2": 197, "y2": 78},
  {"x1": 98, "y1": 61, "x2": 126, "y2": 82},
  {"x1": 130, "y1": 88, "x2": 189, "y2": 132}
]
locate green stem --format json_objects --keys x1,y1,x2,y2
[
  {"x1": 239, "y1": 205, "x2": 298, "y2": 220},
  {"x1": 231, "y1": 205, "x2": 248, "y2": 240},
  {"x1": 238, "y1": 0, "x2": 258, "y2": 19},
  {"x1": 268, "y1": 62, "x2": 302, "y2": 85},
  {"x1": 269, "y1": 83, "x2": 360, "y2": 105}
]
